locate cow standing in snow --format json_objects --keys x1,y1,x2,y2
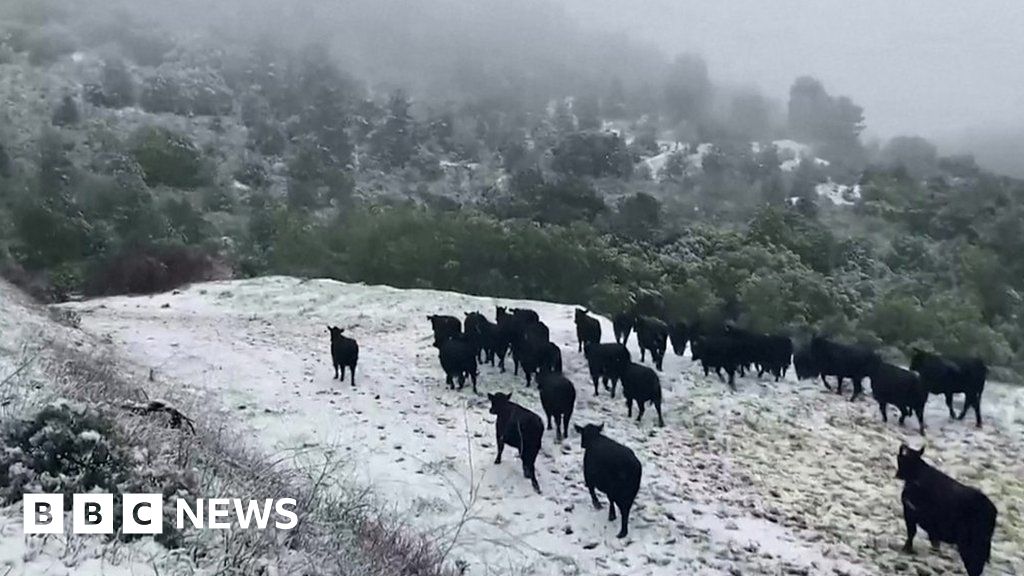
[
  {"x1": 584, "y1": 342, "x2": 630, "y2": 397},
  {"x1": 488, "y1": 392, "x2": 543, "y2": 493},
  {"x1": 327, "y1": 326, "x2": 359, "y2": 386},
  {"x1": 635, "y1": 316, "x2": 669, "y2": 371},
  {"x1": 620, "y1": 362, "x2": 665, "y2": 427},
  {"x1": 895, "y1": 444, "x2": 997, "y2": 576},
  {"x1": 537, "y1": 371, "x2": 576, "y2": 441},
  {"x1": 612, "y1": 311, "x2": 636, "y2": 346},
  {"x1": 575, "y1": 423, "x2": 642, "y2": 539},
  {"x1": 910, "y1": 349, "x2": 987, "y2": 428},
  {"x1": 438, "y1": 335, "x2": 479, "y2": 393},
  {"x1": 574, "y1": 308, "x2": 602, "y2": 352},
  {"x1": 427, "y1": 314, "x2": 461, "y2": 348}
]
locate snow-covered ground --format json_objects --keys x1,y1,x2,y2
[
  {"x1": 817, "y1": 181, "x2": 862, "y2": 206},
  {"x1": 59, "y1": 277, "x2": 1024, "y2": 576},
  {"x1": 0, "y1": 281, "x2": 196, "y2": 576}
]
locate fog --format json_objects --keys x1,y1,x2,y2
[
  {"x1": 560, "y1": 0, "x2": 1024, "y2": 175},
  {"x1": 561, "y1": 1, "x2": 1024, "y2": 137},
  {"x1": 28, "y1": 0, "x2": 1024, "y2": 174}
]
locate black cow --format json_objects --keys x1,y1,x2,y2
[
  {"x1": 327, "y1": 326, "x2": 358, "y2": 385},
  {"x1": 612, "y1": 311, "x2": 636, "y2": 345},
  {"x1": 574, "y1": 308, "x2": 602, "y2": 352},
  {"x1": 488, "y1": 392, "x2": 543, "y2": 493},
  {"x1": 584, "y1": 342, "x2": 631, "y2": 397},
  {"x1": 427, "y1": 314, "x2": 461, "y2": 348},
  {"x1": 722, "y1": 325, "x2": 758, "y2": 376},
  {"x1": 910, "y1": 349, "x2": 987, "y2": 428},
  {"x1": 468, "y1": 315, "x2": 500, "y2": 367},
  {"x1": 810, "y1": 336, "x2": 880, "y2": 401},
  {"x1": 575, "y1": 424, "x2": 642, "y2": 539},
  {"x1": 793, "y1": 344, "x2": 820, "y2": 381},
  {"x1": 636, "y1": 316, "x2": 669, "y2": 371},
  {"x1": 621, "y1": 363, "x2": 664, "y2": 427},
  {"x1": 759, "y1": 334, "x2": 794, "y2": 381},
  {"x1": 524, "y1": 320, "x2": 551, "y2": 345},
  {"x1": 690, "y1": 336, "x2": 742, "y2": 389},
  {"x1": 438, "y1": 336, "x2": 479, "y2": 393},
  {"x1": 517, "y1": 340, "x2": 562, "y2": 387},
  {"x1": 493, "y1": 313, "x2": 522, "y2": 373},
  {"x1": 537, "y1": 371, "x2": 576, "y2": 441},
  {"x1": 870, "y1": 361, "x2": 927, "y2": 435},
  {"x1": 463, "y1": 311, "x2": 490, "y2": 361},
  {"x1": 896, "y1": 445, "x2": 997, "y2": 576},
  {"x1": 512, "y1": 307, "x2": 541, "y2": 324},
  {"x1": 668, "y1": 321, "x2": 690, "y2": 356}
]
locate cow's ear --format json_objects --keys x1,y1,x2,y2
[
  {"x1": 487, "y1": 393, "x2": 495, "y2": 401},
  {"x1": 337, "y1": 328, "x2": 345, "y2": 333},
  {"x1": 598, "y1": 423, "x2": 605, "y2": 432},
  {"x1": 574, "y1": 424, "x2": 584, "y2": 434},
  {"x1": 917, "y1": 446, "x2": 925, "y2": 457}
]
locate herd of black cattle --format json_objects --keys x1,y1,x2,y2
[{"x1": 327, "y1": 307, "x2": 1000, "y2": 575}]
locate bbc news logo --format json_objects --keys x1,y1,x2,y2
[{"x1": 23, "y1": 494, "x2": 298, "y2": 534}]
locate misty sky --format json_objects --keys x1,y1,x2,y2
[{"x1": 560, "y1": 0, "x2": 1024, "y2": 142}]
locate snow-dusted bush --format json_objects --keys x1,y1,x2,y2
[
  {"x1": 0, "y1": 400, "x2": 132, "y2": 503},
  {"x1": 130, "y1": 126, "x2": 207, "y2": 188}
]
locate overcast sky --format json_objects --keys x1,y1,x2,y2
[{"x1": 559, "y1": 0, "x2": 1024, "y2": 142}]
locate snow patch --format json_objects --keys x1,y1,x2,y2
[
  {"x1": 58, "y1": 276, "x2": 1024, "y2": 576},
  {"x1": 815, "y1": 181, "x2": 862, "y2": 206}
]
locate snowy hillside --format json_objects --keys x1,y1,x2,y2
[{"x1": 60, "y1": 277, "x2": 1024, "y2": 576}]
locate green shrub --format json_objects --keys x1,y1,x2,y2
[
  {"x1": 0, "y1": 401, "x2": 197, "y2": 549},
  {"x1": 130, "y1": 126, "x2": 206, "y2": 188},
  {"x1": 0, "y1": 401, "x2": 132, "y2": 503}
]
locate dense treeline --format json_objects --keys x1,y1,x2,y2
[{"x1": 0, "y1": 0, "x2": 1021, "y2": 379}]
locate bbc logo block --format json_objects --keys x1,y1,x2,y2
[
  {"x1": 23, "y1": 494, "x2": 298, "y2": 534},
  {"x1": 24, "y1": 493, "x2": 163, "y2": 535}
]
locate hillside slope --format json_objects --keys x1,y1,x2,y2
[{"x1": 61, "y1": 277, "x2": 1024, "y2": 576}]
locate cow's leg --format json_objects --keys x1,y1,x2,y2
[
  {"x1": 639, "y1": 347, "x2": 646, "y2": 362},
  {"x1": 592, "y1": 375, "x2": 600, "y2": 396},
  {"x1": 589, "y1": 486, "x2": 602, "y2": 509},
  {"x1": 654, "y1": 399, "x2": 664, "y2": 427},
  {"x1": 850, "y1": 378, "x2": 863, "y2": 401},
  {"x1": 607, "y1": 495, "x2": 617, "y2": 522},
  {"x1": 973, "y1": 394, "x2": 983, "y2": 428},
  {"x1": 879, "y1": 401, "x2": 888, "y2": 422},
  {"x1": 333, "y1": 363, "x2": 339, "y2": 380},
  {"x1": 625, "y1": 397, "x2": 633, "y2": 418},
  {"x1": 617, "y1": 501, "x2": 631, "y2": 539},
  {"x1": 821, "y1": 374, "x2": 832, "y2": 390},
  {"x1": 350, "y1": 365, "x2": 356, "y2": 387},
  {"x1": 916, "y1": 407, "x2": 926, "y2": 435},
  {"x1": 902, "y1": 502, "x2": 917, "y2": 554},
  {"x1": 636, "y1": 401, "x2": 645, "y2": 423},
  {"x1": 945, "y1": 392, "x2": 956, "y2": 419},
  {"x1": 714, "y1": 367, "x2": 724, "y2": 382},
  {"x1": 727, "y1": 368, "x2": 736, "y2": 390},
  {"x1": 494, "y1": 433, "x2": 504, "y2": 464},
  {"x1": 546, "y1": 413, "x2": 552, "y2": 430}
]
